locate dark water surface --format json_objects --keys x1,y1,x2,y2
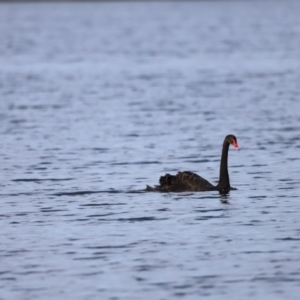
[{"x1": 1, "y1": 1, "x2": 300, "y2": 299}]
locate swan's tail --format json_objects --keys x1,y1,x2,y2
[{"x1": 145, "y1": 185, "x2": 156, "y2": 191}]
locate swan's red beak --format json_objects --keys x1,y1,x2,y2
[{"x1": 232, "y1": 140, "x2": 239, "y2": 150}]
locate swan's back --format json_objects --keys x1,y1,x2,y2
[{"x1": 147, "y1": 171, "x2": 215, "y2": 192}]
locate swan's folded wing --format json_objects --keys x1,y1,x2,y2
[
  {"x1": 174, "y1": 171, "x2": 214, "y2": 191},
  {"x1": 157, "y1": 171, "x2": 214, "y2": 192}
]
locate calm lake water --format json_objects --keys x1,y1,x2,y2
[{"x1": 1, "y1": 1, "x2": 300, "y2": 299}]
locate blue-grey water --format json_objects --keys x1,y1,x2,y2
[{"x1": 1, "y1": 1, "x2": 300, "y2": 299}]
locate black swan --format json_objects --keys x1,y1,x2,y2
[{"x1": 146, "y1": 134, "x2": 239, "y2": 193}]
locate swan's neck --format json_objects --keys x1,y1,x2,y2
[{"x1": 217, "y1": 140, "x2": 230, "y2": 189}]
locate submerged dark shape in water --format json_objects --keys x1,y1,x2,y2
[{"x1": 146, "y1": 134, "x2": 239, "y2": 194}]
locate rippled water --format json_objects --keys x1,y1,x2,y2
[{"x1": 1, "y1": 1, "x2": 300, "y2": 299}]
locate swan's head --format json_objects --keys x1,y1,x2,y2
[{"x1": 226, "y1": 134, "x2": 239, "y2": 150}]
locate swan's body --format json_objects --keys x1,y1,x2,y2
[{"x1": 146, "y1": 135, "x2": 239, "y2": 193}]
